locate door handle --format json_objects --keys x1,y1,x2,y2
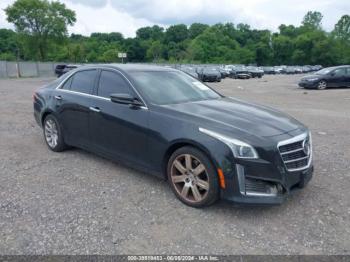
[
  {"x1": 89, "y1": 106, "x2": 101, "y2": 113},
  {"x1": 54, "y1": 95, "x2": 62, "y2": 100}
]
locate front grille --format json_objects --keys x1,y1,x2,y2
[
  {"x1": 278, "y1": 133, "x2": 311, "y2": 172},
  {"x1": 279, "y1": 141, "x2": 303, "y2": 153}
]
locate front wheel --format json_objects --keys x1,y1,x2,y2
[
  {"x1": 317, "y1": 80, "x2": 327, "y2": 90},
  {"x1": 167, "y1": 146, "x2": 219, "y2": 207},
  {"x1": 43, "y1": 114, "x2": 67, "y2": 152}
]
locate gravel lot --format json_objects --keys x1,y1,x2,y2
[{"x1": 0, "y1": 75, "x2": 349, "y2": 255}]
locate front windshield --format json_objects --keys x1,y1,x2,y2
[
  {"x1": 316, "y1": 68, "x2": 332, "y2": 75},
  {"x1": 130, "y1": 71, "x2": 222, "y2": 105}
]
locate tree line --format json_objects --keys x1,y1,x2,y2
[{"x1": 0, "y1": 0, "x2": 349, "y2": 66}]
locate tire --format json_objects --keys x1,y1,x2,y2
[
  {"x1": 167, "y1": 146, "x2": 219, "y2": 207},
  {"x1": 317, "y1": 80, "x2": 327, "y2": 90},
  {"x1": 43, "y1": 114, "x2": 67, "y2": 152}
]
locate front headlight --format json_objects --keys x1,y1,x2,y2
[
  {"x1": 306, "y1": 78, "x2": 319, "y2": 81},
  {"x1": 199, "y1": 128, "x2": 259, "y2": 159}
]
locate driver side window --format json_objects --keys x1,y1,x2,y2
[
  {"x1": 98, "y1": 70, "x2": 132, "y2": 98},
  {"x1": 333, "y1": 68, "x2": 346, "y2": 76}
]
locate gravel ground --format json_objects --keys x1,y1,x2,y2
[{"x1": 0, "y1": 75, "x2": 349, "y2": 255}]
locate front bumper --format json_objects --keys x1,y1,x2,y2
[
  {"x1": 219, "y1": 130, "x2": 313, "y2": 205},
  {"x1": 221, "y1": 165, "x2": 313, "y2": 205}
]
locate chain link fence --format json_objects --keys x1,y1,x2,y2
[{"x1": 0, "y1": 61, "x2": 59, "y2": 78}]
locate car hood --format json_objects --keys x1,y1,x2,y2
[
  {"x1": 301, "y1": 74, "x2": 321, "y2": 80},
  {"x1": 161, "y1": 97, "x2": 304, "y2": 138}
]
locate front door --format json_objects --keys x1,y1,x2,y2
[{"x1": 89, "y1": 69, "x2": 150, "y2": 168}]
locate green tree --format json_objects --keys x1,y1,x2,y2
[
  {"x1": 189, "y1": 23, "x2": 209, "y2": 39},
  {"x1": 146, "y1": 40, "x2": 163, "y2": 61},
  {"x1": 302, "y1": 11, "x2": 323, "y2": 30},
  {"x1": 101, "y1": 49, "x2": 120, "y2": 63},
  {"x1": 333, "y1": 15, "x2": 350, "y2": 41},
  {"x1": 165, "y1": 24, "x2": 188, "y2": 43},
  {"x1": 136, "y1": 25, "x2": 164, "y2": 40},
  {"x1": 0, "y1": 29, "x2": 18, "y2": 60},
  {"x1": 188, "y1": 27, "x2": 239, "y2": 63},
  {"x1": 272, "y1": 35, "x2": 293, "y2": 64},
  {"x1": 5, "y1": 0, "x2": 76, "y2": 60}
]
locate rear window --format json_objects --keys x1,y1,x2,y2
[
  {"x1": 346, "y1": 68, "x2": 350, "y2": 76},
  {"x1": 70, "y1": 70, "x2": 97, "y2": 94}
]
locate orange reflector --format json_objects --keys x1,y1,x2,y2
[{"x1": 217, "y1": 168, "x2": 226, "y2": 189}]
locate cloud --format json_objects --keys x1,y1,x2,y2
[
  {"x1": 109, "y1": 0, "x2": 246, "y2": 25},
  {"x1": 61, "y1": 1, "x2": 156, "y2": 37},
  {"x1": 0, "y1": 0, "x2": 15, "y2": 30},
  {"x1": 65, "y1": 0, "x2": 107, "y2": 8}
]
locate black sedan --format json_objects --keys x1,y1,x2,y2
[
  {"x1": 55, "y1": 64, "x2": 80, "y2": 77},
  {"x1": 298, "y1": 65, "x2": 350, "y2": 90},
  {"x1": 34, "y1": 64, "x2": 313, "y2": 207},
  {"x1": 197, "y1": 68, "x2": 221, "y2": 82}
]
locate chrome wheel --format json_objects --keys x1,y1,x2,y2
[
  {"x1": 318, "y1": 80, "x2": 327, "y2": 90},
  {"x1": 44, "y1": 119, "x2": 58, "y2": 148},
  {"x1": 170, "y1": 154, "x2": 209, "y2": 203}
]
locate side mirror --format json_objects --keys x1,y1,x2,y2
[{"x1": 110, "y1": 93, "x2": 143, "y2": 107}]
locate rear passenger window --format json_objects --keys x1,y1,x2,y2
[
  {"x1": 345, "y1": 68, "x2": 350, "y2": 76},
  {"x1": 98, "y1": 70, "x2": 132, "y2": 98},
  {"x1": 70, "y1": 70, "x2": 97, "y2": 94},
  {"x1": 61, "y1": 77, "x2": 72, "y2": 90},
  {"x1": 333, "y1": 68, "x2": 346, "y2": 76}
]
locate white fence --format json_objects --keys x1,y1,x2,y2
[{"x1": 0, "y1": 61, "x2": 60, "y2": 78}]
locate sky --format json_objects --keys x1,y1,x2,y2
[{"x1": 0, "y1": 0, "x2": 349, "y2": 37}]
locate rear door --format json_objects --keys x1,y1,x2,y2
[
  {"x1": 54, "y1": 69, "x2": 98, "y2": 147},
  {"x1": 345, "y1": 67, "x2": 350, "y2": 87},
  {"x1": 89, "y1": 69, "x2": 150, "y2": 168},
  {"x1": 328, "y1": 68, "x2": 346, "y2": 87}
]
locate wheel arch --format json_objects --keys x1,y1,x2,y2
[
  {"x1": 162, "y1": 139, "x2": 218, "y2": 180},
  {"x1": 41, "y1": 110, "x2": 55, "y2": 127}
]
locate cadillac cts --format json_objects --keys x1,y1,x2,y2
[{"x1": 33, "y1": 65, "x2": 313, "y2": 207}]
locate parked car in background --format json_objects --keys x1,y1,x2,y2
[
  {"x1": 262, "y1": 67, "x2": 276, "y2": 74},
  {"x1": 55, "y1": 64, "x2": 67, "y2": 77},
  {"x1": 218, "y1": 68, "x2": 228, "y2": 79},
  {"x1": 298, "y1": 65, "x2": 350, "y2": 90},
  {"x1": 233, "y1": 66, "x2": 251, "y2": 79},
  {"x1": 246, "y1": 66, "x2": 264, "y2": 78},
  {"x1": 274, "y1": 66, "x2": 286, "y2": 74},
  {"x1": 198, "y1": 67, "x2": 221, "y2": 82},
  {"x1": 55, "y1": 64, "x2": 80, "y2": 77},
  {"x1": 33, "y1": 64, "x2": 313, "y2": 207},
  {"x1": 224, "y1": 65, "x2": 237, "y2": 78},
  {"x1": 285, "y1": 67, "x2": 297, "y2": 74}
]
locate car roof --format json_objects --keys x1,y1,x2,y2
[
  {"x1": 323, "y1": 65, "x2": 350, "y2": 70},
  {"x1": 77, "y1": 64, "x2": 178, "y2": 74}
]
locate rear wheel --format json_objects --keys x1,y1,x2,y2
[
  {"x1": 317, "y1": 80, "x2": 327, "y2": 90},
  {"x1": 43, "y1": 114, "x2": 67, "y2": 152},
  {"x1": 167, "y1": 146, "x2": 219, "y2": 207}
]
